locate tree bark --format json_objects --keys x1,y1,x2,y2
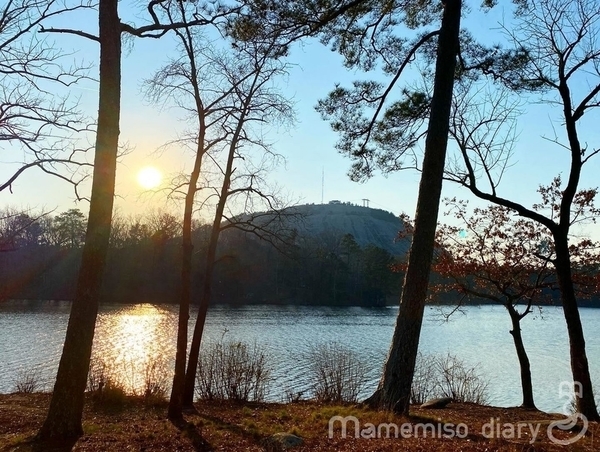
[
  {"x1": 553, "y1": 233, "x2": 600, "y2": 421},
  {"x1": 182, "y1": 116, "x2": 240, "y2": 408},
  {"x1": 181, "y1": 242, "x2": 215, "y2": 408},
  {"x1": 38, "y1": 0, "x2": 121, "y2": 440},
  {"x1": 554, "y1": 67, "x2": 599, "y2": 421},
  {"x1": 506, "y1": 306, "x2": 536, "y2": 410},
  {"x1": 168, "y1": 122, "x2": 206, "y2": 420},
  {"x1": 369, "y1": 0, "x2": 461, "y2": 415}
]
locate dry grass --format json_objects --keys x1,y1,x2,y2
[{"x1": 1, "y1": 393, "x2": 599, "y2": 451}]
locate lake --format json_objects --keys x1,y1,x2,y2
[{"x1": 1, "y1": 301, "x2": 599, "y2": 413}]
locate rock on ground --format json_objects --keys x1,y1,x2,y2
[
  {"x1": 421, "y1": 397, "x2": 453, "y2": 409},
  {"x1": 262, "y1": 432, "x2": 304, "y2": 451}
]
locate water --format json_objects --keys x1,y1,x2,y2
[{"x1": 1, "y1": 301, "x2": 599, "y2": 413}]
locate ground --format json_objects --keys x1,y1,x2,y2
[{"x1": 1, "y1": 393, "x2": 598, "y2": 451}]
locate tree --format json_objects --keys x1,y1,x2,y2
[
  {"x1": 340, "y1": 233, "x2": 362, "y2": 293},
  {"x1": 0, "y1": 0, "x2": 93, "y2": 195},
  {"x1": 373, "y1": 0, "x2": 461, "y2": 406},
  {"x1": 144, "y1": 1, "x2": 221, "y2": 418},
  {"x1": 431, "y1": 200, "x2": 560, "y2": 409},
  {"x1": 317, "y1": 0, "x2": 600, "y2": 417},
  {"x1": 37, "y1": 0, "x2": 121, "y2": 440},
  {"x1": 144, "y1": 2, "x2": 294, "y2": 415},
  {"x1": 127, "y1": 218, "x2": 152, "y2": 245},
  {"x1": 443, "y1": 0, "x2": 600, "y2": 420},
  {"x1": 53, "y1": 209, "x2": 87, "y2": 248},
  {"x1": 0, "y1": 208, "x2": 48, "y2": 249},
  {"x1": 361, "y1": 244, "x2": 396, "y2": 305},
  {"x1": 38, "y1": 0, "x2": 236, "y2": 441},
  {"x1": 183, "y1": 163, "x2": 296, "y2": 407},
  {"x1": 316, "y1": 0, "x2": 462, "y2": 413}
]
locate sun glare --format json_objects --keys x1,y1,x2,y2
[{"x1": 137, "y1": 166, "x2": 162, "y2": 189}]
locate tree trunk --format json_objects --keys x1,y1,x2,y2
[
  {"x1": 368, "y1": 0, "x2": 461, "y2": 415},
  {"x1": 182, "y1": 112, "x2": 242, "y2": 408},
  {"x1": 506, "y1": 306, "x2": 536, "y2": 410},
  {"x1": 553, "y1": 233, "x2": 599, "y2": 421},
  {"x1": 38, "y1": 0, "x2": 121, "y2": 440},
  {"x1": 166, "y1": 7, "x2": 209, "y2": 420},
  {"x1": 168, "y1": 128, "x2": 205, "y2": 420},
  {"x1": 181, "y1": 243, "x2": 215, "y2": 408}
]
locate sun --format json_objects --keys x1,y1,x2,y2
[{"x1": 137, "y1": 166, "x2": 162, "y2": 189}]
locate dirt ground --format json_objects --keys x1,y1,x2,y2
[{"x1": 1, "y1": 393, "x2": 599, "y2": 451}]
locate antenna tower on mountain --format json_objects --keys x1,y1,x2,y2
[{"x1": 321, "y1": 167, "x2": 324, "y2": 204}]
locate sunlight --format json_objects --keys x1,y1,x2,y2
[
  {"x1": 137, "y1": 166, "x2": 162, "y2": 189},
  {"x1": 92, "y1": 304, "x2": 174, "y2": 394}
]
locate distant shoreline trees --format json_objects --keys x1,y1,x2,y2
[{"x1": 0, "y1": 206, "x2": 406, "y2": 307}]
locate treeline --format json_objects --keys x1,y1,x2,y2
[{"x1": 0, "y1": 208, "x2": 402, "y2": 306}]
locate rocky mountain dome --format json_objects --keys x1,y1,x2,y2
[{"x1": 267, "y1": 202, "x2": 412, "y2": 258}]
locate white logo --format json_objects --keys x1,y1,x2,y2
[{"x1": 547, "y1": 382, "x2": 589, "y2": 445}]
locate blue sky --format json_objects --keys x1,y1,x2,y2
[{"x1": 2, "y1": 0, "x2": 599, "y2": 239}]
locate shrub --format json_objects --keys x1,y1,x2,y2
[
  {"x1": 87, "y1": 357, "x2": 110, "y2": 393},
  {"x1": 284, "y1": 387, "x2": 305, "y2": 403},
  {"x1": 411, "y1": 352, "x2": 438, "y2": 405},
  {"x1": 142, "y1": 358, "x2": 168, "y2": 400},
  {"x1": 411, "y1": 352, "x2": 489, "y2": 405},
  {"x1": 87, "y1": 355, "x2": 168, "y2": 405},
  {"x1": 195, "y1": 340, "x2": 272, "y2": 402},
  {"x1": 87, "y1": 357, "x2": 127, "y2": 409},
  {"x1": 434, "y1": 353, "x2": 488, "y2": 404},
  {"x1": 308, "y1": 342, "x2": 370, "y2": 403},
  {"x1": 12, "y1": 368, "x2": 42, "y2": 393},
  {"x1": 94, "y1": 380, "x2": 127, "y2": 408}
]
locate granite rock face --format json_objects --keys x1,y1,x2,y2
[{"x1": 242, "y1": 202, "x2": 412, "y2": 258}]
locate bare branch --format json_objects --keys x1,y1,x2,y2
[{"x1": 38, "y1": 26, "x2": 100, "y2": 42}]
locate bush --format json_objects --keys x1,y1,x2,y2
[
  {"x1": 87, "y1": 357, "x2": 111, "y2": 393},
  {"x1": 87, "y1": 355, "x2": 168, "y2": 405},
  {"x1": 86, "y1": 357, "x2": 127, "y2": 408},
  {"x1": 434, "y1": 353, "x2": 488, "y2": 404},
  {"x1": 195, "y1": 340, "x2": 272, "y2": 402},
  {"x1": 94, "y1": 380, "x2": 127, "y2": 408},
  {"x1": 411, "y1": 352, "x2": 438, "y2": 405},
  {"x1": 141, "y1": 358, "x2": 169, "y2": 400},
  {"x1": 12, "y1": 368, "x2": 42, "y2": 393},
  {"x1": 308, "y1": 342, "x2": 370, "y2": 403},
  {"x1": 411, "y1": 352, "x2": 489, "y2": 405},
  {"x1": 284, "y1": 387, "x2": 305, "y2": 403}
]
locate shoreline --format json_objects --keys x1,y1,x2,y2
[{"x1": 1, "y1": 393, "x2": 597, "y2": 451}]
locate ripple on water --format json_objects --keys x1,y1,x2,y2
[{"x1": 1, "y1": 301, "x2": 599, "y2": 412}]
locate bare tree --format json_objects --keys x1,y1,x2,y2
[
  {"x1": 316, "y1": 0, "x2": 600, "y2": 418},
  {"x1": 0, "y1": 208, "x2": 51, "y2": 250},
  {"x1": 0, "y1": 0, "x2": 95, "y2": 195},
  {"x1": 444, "y1": 0, "x2": 600, "y2": 420},
  {"x1": 144, "y1": 2, "x2": 293, "y2": 418},
  {"x1": 431, "y1": 200, "x2": 555, "y2": 410},
  {"x1": 183, "y1": 152, "x2": 295, "y2": 410},
  {"x1": 37, "y1": 0, "x2": 239, "y2": 441}
]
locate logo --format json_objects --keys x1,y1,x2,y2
[
  {"x1": 327, "y1": 381, "x2": 590, "y2": 445},
  {"x1": 547, "y1": 381, "x2": 588, "y2": 445}
]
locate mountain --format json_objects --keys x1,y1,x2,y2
[
  {"x1": 249, "y1": 202, "x2": 411, "y2": 258},
  {"x1": 0, "y1": 202, "x2": 410, "y2": 306}
]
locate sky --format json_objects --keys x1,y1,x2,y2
[{"x1": 2, "y1": 0, "x2": 599, "y2": 238}]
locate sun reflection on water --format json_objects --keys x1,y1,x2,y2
[{"x1": 91, "y1": 304, "x2": 177, "y2": 394}]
